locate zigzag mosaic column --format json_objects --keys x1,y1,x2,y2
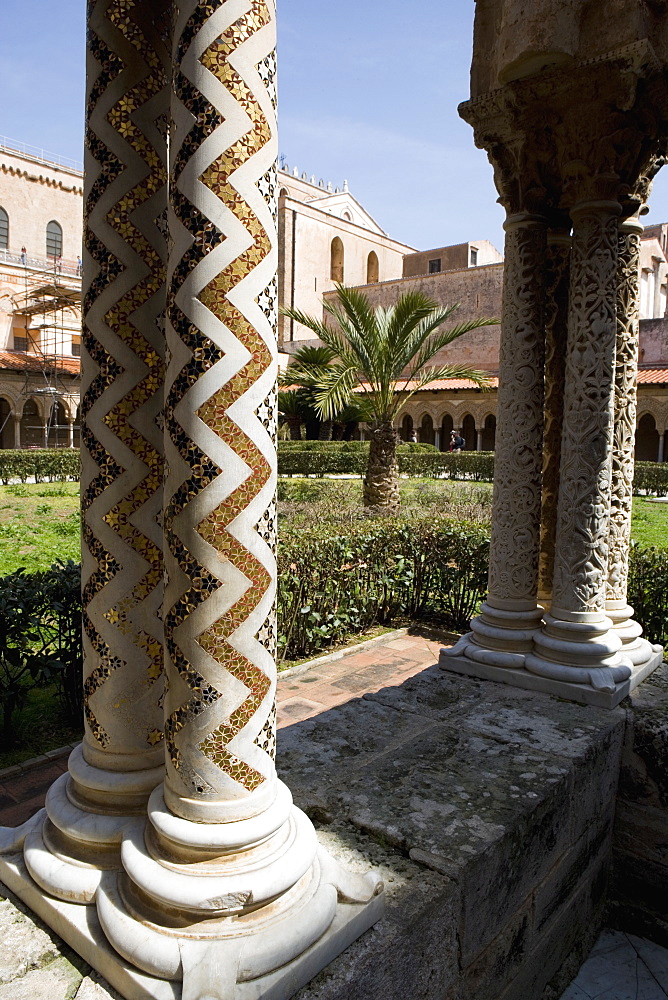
[
  {"x1": 97, "y1": 3, "x2": 383, "y2": 995},
  {"x1": 0, "y1": 0, "x2": 171, "y2": 899},
  {"x1": 606, "y1": 215, "x2": 657, "y2": 666}
]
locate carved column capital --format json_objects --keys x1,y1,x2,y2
[{"x1": 460, "y1": 43, "x2": 668, "y2": 218}]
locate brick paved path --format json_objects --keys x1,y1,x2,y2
[{"x1": 0, "y1": 628, "x2": 444, "y2": 828}]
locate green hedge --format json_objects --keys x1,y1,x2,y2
[
  {"x1": 278, "y1": 440, "x2": 438, "y2": 452},
  {"x1": 278, "y1": 515, "x2": 490, "y2": 660},
  {"x1": 0, "y1": 450, "x2": 80, "y2": 484},
  {"x1": 1, "y1": 529, "x2": 668, "y2": 735},
  {"x1": 633, "y1": 462, "x2": 668, "y2": 497},
  {"x1": 0, "y1": 561, "x2": 81, "y2": 745},
  {"x1": 278, "y1": 446, "x2": 495, "y2": 480}
]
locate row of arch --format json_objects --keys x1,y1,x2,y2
[
  {"x1": 0, "y1": 396, "x2": 80, "y2": 449},
  {"x1": 0, "y1": 209, "x2": 63, "y2": 257},
  {"x1": 330, "y1": 238, "x2": 379, "y2": 284},
  {"x1": 393, "y1": 407, "x2": 668, "y2": 461},
  {"x1": 399, "y1": 412, "x2": 497, "y2": 451}
]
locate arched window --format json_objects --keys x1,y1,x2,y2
[
  {"x1": 400, "y1": 414, "x2": 414, "y2": 442},
  {"x1": 366, "y1": 251, "x2": 379, "y2": 284},
  {"x1": 47, "y1": 400, "x2": 67, "y2": 449},
  {"x1": 0, "y1": 398, "x2": 12, "y2": 449},
  {"x1": 0, "y1": 207, "x2": 8, "y2": 250},
  {"x1": 46, "y1": 220, "x2": 63, "y2": 258},
  {"x1": 440, "y1": 414, "x2": 453, "y2": 451},
  {"x1": 419, "y1": 414, "x2": 435, "y2": 446},
  {"x1": 482, "y1": 414, "x2": 496, "y2": 451},
  {"x1": 20, "y1": 398, "x2": 43, "y2": 449},
  {"x1": 635, "y1": 412, "x2": 660, "y2": 462},
  {"x1": 462, "y1": 413, "x2": 476, "y2": 451},
  {"x1": 330, "y1": 237, "x2": 344, "y2": 283}
]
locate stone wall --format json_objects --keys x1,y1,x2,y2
[
  {"x1": 323, "y1": 263, "x2": 504, "y2": 371},
  {"x1": 610, "y1": 663, "x2": 668, "y2": 947},
  {"x1": 279, "y1": 665, "x2": 626, "y2": 1000}
]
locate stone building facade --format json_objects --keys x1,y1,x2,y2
[
  {"x1": 277, "y1": 167, "x2": 414, "y2": 348},
  {"x1": 0, "y1": 141, "x2": 82, "y2": 446},
  {"x1": 323, "y1": 232, "x2": 668, "y2": 461}
]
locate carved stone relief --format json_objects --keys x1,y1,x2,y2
[{"x1": 550, "y1": 204, "x2": 619, "y2": 616}]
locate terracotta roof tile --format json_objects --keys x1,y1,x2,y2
[
  {"x1": 0, "y1": 352, "x2": 80, "y2": 376},
  {"x1": 637, "y1": 367, "x2": 668, "y2": 384}
]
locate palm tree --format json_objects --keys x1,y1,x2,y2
[
  {"x1": 281, "y1": 285, "x2": 496, "y2": 506},
  {"x1": 279, "y1": 344, "x2": 341, "y2": 440}
]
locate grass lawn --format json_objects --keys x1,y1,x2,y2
[
  {"x1": 631, "y1": 498, "x2": 668, "y2": 548},
  {"x1": 0, "y1": 478, "x2": 665, "y2": 770},
  {"x1": 0, "y1": 480, "x2": 664, "y2": 577},
  {"x1": 0, "y1": 482, "x2": 80, "y2": 575}
]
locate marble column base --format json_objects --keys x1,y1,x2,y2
[
  {"x1": 463, "y1": 602, "x2": 545, "y2": 669},
  {"x1": 0, "y1": 794, "x2": 384, "y2": 1000},
  {"x1": 20, "y1": 744, "x2": 165, "y2": 903},
  {"x1": 440, "y1": 635, "x2": 663, "y2": 709}
]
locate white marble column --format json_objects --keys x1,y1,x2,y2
[
  {"x1": 476, "y1": 429, "x2": 483, "y2": 451},
  {"x1": 444, "y1": 213, "x2": 546, "y2": 669},
  {"x1": 658, "y1": 433, "x2": 665, "y2": 463},
  {"x1": 435, "y1": 428, "x2": 441, "y2": 450},
  {"x1": 528, "y1": 200, "x2": 634, "y2": 695},
  {"x1": 97, "y1": 3, "x2": 383, "y2": 995},
  {"x1": 2, "y1": 0, "x2": 171, "y2": 902},
  {"x1": 12, "y1": 413, "x2": 20, "y2": 449},
  {"x1": 606, "y1": 215, "x2": 657, "y2": 666}
]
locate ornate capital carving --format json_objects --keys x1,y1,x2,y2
[{"x1": 460, "y1": 42, "x2": 668, "y2": 216}]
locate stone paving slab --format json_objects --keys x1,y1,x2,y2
[
  {"x1": 559, "y1": 929, "x2": 668, "y2": 999},
  {"x1": 0, "y1": 629, "x2": 656, "y2": 1000},
  {"x1": 0, "y1": 629, "x2": 443, "y2": 1000}
]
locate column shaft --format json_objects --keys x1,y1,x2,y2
[
  {"x1": 461, "y1": 214, "x2": 547, "y2": 666},
  {"x1": 538, "y1": 232, "x2": 571, "y2": 607},
  {"x1": 162, "y1": 0, "x2": 279, "y2": 822},
  {"x1": 606, "y1": 216, "x2": 654, "y2": 664},
  {"x1": 19, "y1": 0, "x2": 171, "y2": 903},
  {"x1": 97, "y1": 8, "x2": 383, "y2": 994},
  {"x1": 528, "y1": 201, "x2": 632, "y2": 693}
]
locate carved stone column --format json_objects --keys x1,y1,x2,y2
[
  {"x1": 96, "y1": 3, "x2": 383, "y2": 995},
  {"x1": 527, "y1": 200, "x2": 634, "y2": 696},
  {"x1": 537, "y1": 231, "x2": 571, "y2": 609},
  {"x1": 444, "y1": 212, "x2": 546, "y2": 669},
  {"x1": 3, "y1": 0, "x2": 171, "y2": 899},
  {"x1": 606, "y1": 215, "x2": 658, "y2": 665}
]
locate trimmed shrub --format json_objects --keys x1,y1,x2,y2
[
  {"x1": 0, "y1": 449, "x2": 80, "y2": 484},
  {"x1": 277, "y1": 444, "x2": 494, "y2": 479},
  {"x1": 628, "y1": 543, "x2": 668, "y2": 647},
  {"x1": 278, "y1": 516, "x2": 490, "y2": 660},
  {"x1": 633, "y1": 462, "x2": 668, "y2": 497}
]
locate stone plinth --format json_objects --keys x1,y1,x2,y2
[{"x1": 1, "y1": 663, "x2": 630, "y2": 1000}]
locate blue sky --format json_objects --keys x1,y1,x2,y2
[{"x1": 2, "y1": 0, "x2": 668, "y2": 253}]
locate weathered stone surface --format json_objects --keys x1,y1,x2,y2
[
  {"x1": 612, "y1": 662, "x2": 668, "y2": 946},
  {"x1": 279, "y1": 665, "x2": 625, "y2": 995},
  {"x1": 293, "y1": 825, "x2": 460, "y2": 1000},
  {"x1": 0, "y1": 956, "x2": 83, "y2": 1000},
  {"x1": 75, "y1": 974, "x2": 120, "y2": 1000},
  {"x1": 0, "y1": 887, "x2": 62, "y2": 983}
]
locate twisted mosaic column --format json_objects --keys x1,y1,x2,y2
[
  {"x1": 606, "y1": 215, "x2": 656, "y2": 665},
  {"x1": 528, "y1": 201, "x2": 632, "y2": 693},
  {"x1": 538, "y1": 232, "x2": 570, "y2": 610},
  {"x1": 445, "y1": 213, "x2": 547, "y2": 668},
  {"x1": 97, "y1": 4, "x2": 382, "y2": 993},
  {"x1": 9, "y1": 0, "x2": 171, "y2": 900}
]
